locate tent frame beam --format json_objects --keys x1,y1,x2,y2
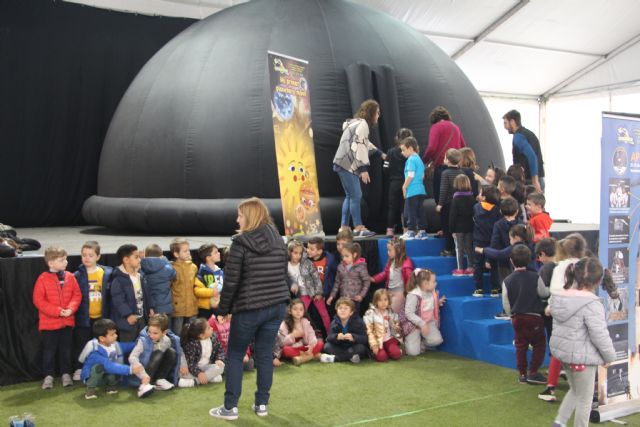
[
  {"x1": 541, "y1": 32, "x2": 640, "y2": 98},
  {"x1": 451, "y1": 0, "x2": 530, "y2": 60}
]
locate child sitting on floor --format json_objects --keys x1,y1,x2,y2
[
  {"x1": 321, "y1": 298, "x2": 368, "y2": 363},
  {"x1": 178, "y1": 318, "x2": 225, "y2": 387},
  {"x1": 364, "y1": 289, "x2": 403, "y2": 362},
  {"x1": 274, "y1": 299, "x2": 323, "y2": 366},
  {"x1": 78, "y1": 318, "x2": 141, "y2": 399}
]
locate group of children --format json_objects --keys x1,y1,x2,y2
[
  {"x1": 278, "y1": 233, "x2": 445, "y2": 366},
  {"x1": 32, "y1": 238, "x2": 226, "y2": 398},
  {"x1": 32, "y1": 230, "x2": 448, "y2": 399}
]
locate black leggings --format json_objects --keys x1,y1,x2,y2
[{"x1": 146, "y1": 348, "x2": 177, "y2": 383}]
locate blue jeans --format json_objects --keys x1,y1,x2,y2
[
  {"x1": 337, "y1": 169, "x2": 362, "y2": 227},
  {"x1": 404, "y1": 195, "x2": 426, "y2": 231},
  {"x1": 224, "y1": 303, "x2": 286, "y2": 409}
]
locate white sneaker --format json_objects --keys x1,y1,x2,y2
[
  {"x1": 212, "y1": 375, "x2": 223, "y2": 383},
  {"x1": 178, "y1": 378, "x2": 195, "y2": 388},
  {"x1": 137, "y1": 383, "x2": 155, "y2": 398},
  {"x1": 72, "y1": 369, "x2": 82, "y2": 382},
  {"x1": 350, "y1": 354, "x2": 361, "y2": 364},
  {"x1": 400, "y1": 231, "x2": 416, "y2": 240},
  {"x1": 415, "y1": 230, "x2": 428, "y2": 240},
  {"x1": 320, "y1": 353, "x2": 335, "y2": 363},
  {"x1": 42, "y1": 375, "x2": 54, "y2": 390},
  {"x1": 155, "y1": 378, "x2": 175, "y2": 391}
]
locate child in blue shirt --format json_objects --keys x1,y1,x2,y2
[
  {"x1": 78, "y1": 318, "x2": 141, "y2": 399},
  {"x1": 400, "y1": 136, "x2": 427, "y2": 240}
]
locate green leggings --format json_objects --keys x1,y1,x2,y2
[{"x1": 86, "y1": 364, "x2": 118, "y2": 388}]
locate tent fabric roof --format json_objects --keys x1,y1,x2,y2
[{"x1": 64, "y1": 0, "x2": 640, "y2": 97}]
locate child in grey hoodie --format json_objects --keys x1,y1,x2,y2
[{"x1": 549, "y1": 257, "x2": 617, "y2": 427}]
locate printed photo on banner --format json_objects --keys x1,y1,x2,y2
[
  {"x1": 609, "y1": 178, "x2": 631, "y2": 211},
  {"x1": 608, "y1": 216, "x2": 630, "y2": 244},
  {"x1": 608, "y1": 323, "x2": 629, "y2": 362},
  {"x1": 617, "y1": 126, "x2": 635, "y2": 144},
  {"x1": 609, "y1": 248, "x2": 630, "y2": 285},
  {"x1": 607, "y1": 363, "x2": 630, "y2": 399},
  {"x1": 268, "y1": 51, "x2": 324, "y2": 238},
  {"x1": 613, "y1": 147, "x2": 628, "y2": 175},
  {"x1": 608, "y1": 287, "x2": 629, "y2": 322}
]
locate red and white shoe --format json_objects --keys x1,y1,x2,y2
[
  {"x1": 452, "y1": 269, "x2": 465, "y2": 276},
  {"x1": 464, "y1": 268, "x2": 474, "y2": 276}
]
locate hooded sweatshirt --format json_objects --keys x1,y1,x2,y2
[
  {"x1": 218, "y1": 223, "x2": 290, "y2": 315},
  {"x1": 140, "y1": 256, "x2": 176, "y2": 315},
  {"x1": 549, "y1": 289, "x2": 616, "y2": 366}
]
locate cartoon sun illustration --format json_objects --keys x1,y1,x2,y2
[{"x1": 275, "y1": 122, "x2": 320, "y2": 235}]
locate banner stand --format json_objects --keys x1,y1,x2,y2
[
  {"x1": 596, "y1": 112, "x2": 640, "y2": 422},
  {"x1": 268, "y1": 51, "x2": 325, "y2": 241}
]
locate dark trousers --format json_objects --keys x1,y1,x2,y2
[
  {"x1": 387, "y1": 179, "x2": 404, "y2": 230},
  {"x1": 86, "y1": 364, "x2": 117, "y2": 388},
  {"x1": 323, "y1": 342, "x2": 368, "y2": 362},
  {"x1": 198, "y1": 308, "x2": 215, "y2": 320},
  {"x1": 41, "y1": 327, "x2": 73, "y2": 377},
  {"x1": 146, "y1": 348, "x2": 177, "y2": 383},
  {"x1": 440, "y1": 203, "x2": 454, "y2": 251},
  {"x1": 473, "y1": 252, "x2": 499, "y2": 291},
  {"x1": 405, "y1": 195, "x2": 426, "y2": 231},
  {"x1": 72, "y1": 320, "x2": 97, "y2": 370},
  {"x1": 432, "y1": 164, "x2": 447, "y2": 204},
  {"x1": 511, "y1": 314, "x2": 546, "y2": 376},
  {"x1": 118, "y1": 317, "x2": 145, "y2": 343},
  {"x1": 224, "y1": 303, "x2": 286, "y2": 409}
]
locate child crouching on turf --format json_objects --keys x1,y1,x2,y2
[
  {"x1": 321, "y1": 297, "x2": 368, "y2": 363},
  {"x1": 78, "y1": 318, "x2": 141, "y2": 399},
  {"x1": 178, "y1": 318, "x2": 225, "y2": 387},
  {"x1": 274, "y1": 299, "x2": 323, "y2": 366},
  {"x1": 364, "y1": 289, "x2": 402, "y2": 362},
  {"x1": 401, "y1": 269, "x2": 446, "y2": 356},
  {"x1": 129, "y1": 313, "x2": 182, "y2": 398}
]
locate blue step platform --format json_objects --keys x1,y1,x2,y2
[{"x1": 377, "y1": 238, "x2": 549, "y2": 370}]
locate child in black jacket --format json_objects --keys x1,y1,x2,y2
[
  {"x1": 471, "y1": 185, "x2": 502, "y2": 297},
  {"x1": 449, "y1": 174, "x2": 475, "y2": 276},
  {"x1": 321, "y1": 298, "x2": 368, "y2": 363}
]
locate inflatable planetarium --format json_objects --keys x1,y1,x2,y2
[{"x1": 82, "y1": 0, "x2": 504, "y2": 234}]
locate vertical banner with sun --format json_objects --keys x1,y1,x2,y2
[
  {"x1": 596, "y1": 112, "x2": 640, "y2": 421},
  {"x1": 268, "y1": 51, "x2": 324, "y2": 238}
]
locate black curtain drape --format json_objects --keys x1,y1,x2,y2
[{"x1": 0, "y1": 0, "x2": 194, "y2": 226}]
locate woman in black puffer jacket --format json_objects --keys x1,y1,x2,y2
[{"x1": 209, "y1": 197, "x2": 289, "y2": 421}]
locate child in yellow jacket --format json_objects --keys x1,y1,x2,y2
[{"x1": 170, "y1": 238, "x2": 199, "y2": 334}]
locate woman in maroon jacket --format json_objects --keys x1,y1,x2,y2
[{"x1": 422, "y1": 106, "x2": 466, "y2": 204}]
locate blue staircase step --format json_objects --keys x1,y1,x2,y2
[
  {"x1": 445, "y1": 296, "x2": 503, "y2": 319},
  {"x1": 465, "y1": 318, "x2": 514, "y2": 344},
  {"x1": 377, "y1": 237, "x2": 446, "y2": 269},
  {"x1": 411, "y1": 255, "x2": 457, "y2": 275}
]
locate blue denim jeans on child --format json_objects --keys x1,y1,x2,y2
[
  {"x1": 337, "y1": 169, "x2": 362, "y2": 227},
  {"x1": 224, "y1": 302, "x2": 286, "y2": 409},
  {"x1": 404, "y1": 195, "x2": 426, "y2": 231}
]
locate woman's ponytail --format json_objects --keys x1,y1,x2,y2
[{"x1": 564, "y1": 263, "x2": 577, "y2": 290}]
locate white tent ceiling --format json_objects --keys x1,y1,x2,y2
[{"x1": 64, "y1": 0, "x2": 640, "y2": 98}]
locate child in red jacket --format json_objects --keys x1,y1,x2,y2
[
  {"x1": 32, "y1": 246, "x2": 82, "y2": 389},
  {"x1": 526, "y1": 192, "x2": 553, "y2": 242}
]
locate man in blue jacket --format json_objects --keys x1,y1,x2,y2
[{"x1": 503, "y1": 110, "x2": 545, "y2": 192}]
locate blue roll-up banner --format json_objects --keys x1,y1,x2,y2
[{"x1": 597, "y1": 112, "x2": 640, "y2": 421}]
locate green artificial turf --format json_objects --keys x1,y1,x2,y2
[{"x1": 2, "y1": 352, "x2": 639, "y2": 426}]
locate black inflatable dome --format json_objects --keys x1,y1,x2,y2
[{"x1": 83, "y1": 0, "x2": 503, "y2": 234}]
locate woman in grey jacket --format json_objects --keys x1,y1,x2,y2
[
  {"x1": 332, "y1": 99, "x2": 384, "y2": 238},
  {"x1": 549, "y1": 257, "x2": 617, "y2": 427}
]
